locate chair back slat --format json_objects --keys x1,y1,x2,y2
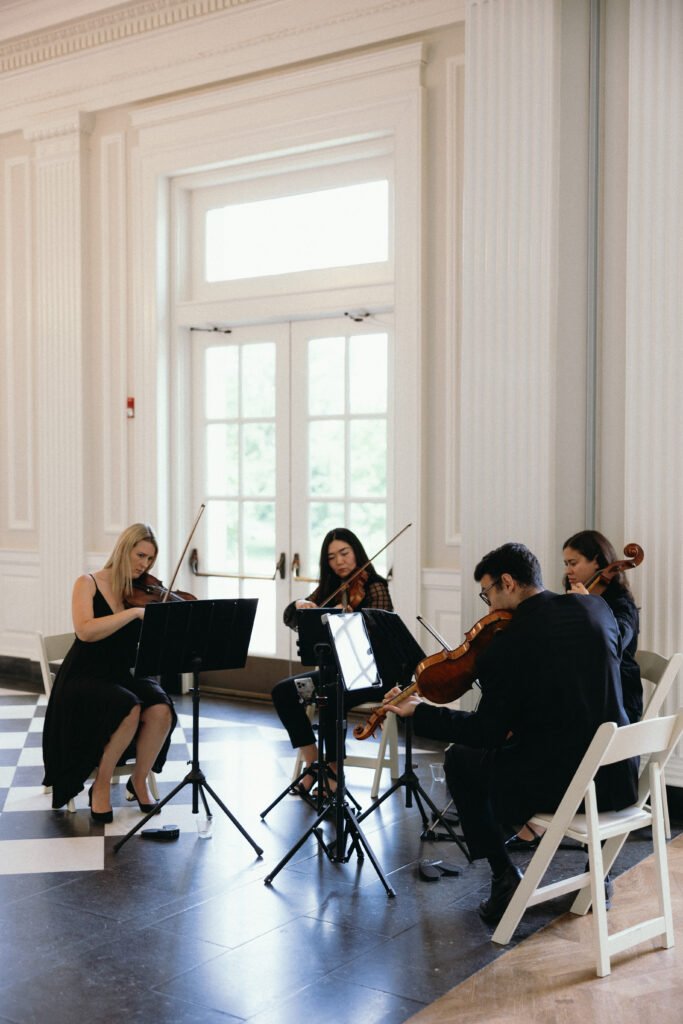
[
  {"x1": 638, "y1": 651, "x2": 683, "y2": 721},
  {"x1": 34, "y1": 632, "x2": 75, "y2": 697},
  {"x1": 600, "y1": 712, "x2": 683, "y2": 768}
]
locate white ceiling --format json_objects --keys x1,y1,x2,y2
[{"x1": 0, "y1": 0, "x2": 131, "y2": 45}]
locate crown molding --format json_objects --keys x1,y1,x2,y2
[
  {"x1": 23, "y1": 110, "x2": 95, "y2": 141},
  {"x1": 0, "y1": 0, "x2": 462, "y2": 135},
  {"x1": 0, "y1": 0, "x2": 261, "y2": 73}
]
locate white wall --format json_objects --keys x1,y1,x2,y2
[{"x1": 1, "y1": 0, "x2": 682, "y2": 771}]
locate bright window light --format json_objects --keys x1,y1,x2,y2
[{"x1": 205, "y1": 180, "x2": 389, "y2": 282}]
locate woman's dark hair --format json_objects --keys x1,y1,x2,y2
[
  {"x1": 314, "y1": 527, "x2": 376, "y2": 601},
  {"x1": 473, "y1": 542, "x2": 543, "y2": 589},
  {"x1": 562, "y1": 529, "x2": 634, "y2": 598}
]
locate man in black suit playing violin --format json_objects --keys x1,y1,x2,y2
[{"x1": 383, "y1": 541, "x2": 637, "y2": 924}]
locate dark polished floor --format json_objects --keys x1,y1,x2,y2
[{"x1": 0, "y1": 674, "x2": 677, "y2": 1024}]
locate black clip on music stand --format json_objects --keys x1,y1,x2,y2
[
  {"x1": 113, "y1": 598, "x2": 263, "y2": 857},
  {"x1": 354, "y1": 610, "x2": 470, "y2": 862},
  {"x1": 264, "y1": 612, "x2": 396, "y2": 897}
]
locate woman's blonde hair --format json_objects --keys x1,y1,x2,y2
[{"x1": 104, "y1": 523, "x2": 158, "y2": 601}]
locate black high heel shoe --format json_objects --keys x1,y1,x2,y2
[
  {"x1": 88, "y1": 785, "x2": 113, "y2": 824},
  {"x1": 126, "y1": 777, "x2": 160, "y2": 814}
]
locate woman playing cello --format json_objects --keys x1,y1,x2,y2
[{"x1": 507, "y1": 529, "x2": 642, "y2": 851}]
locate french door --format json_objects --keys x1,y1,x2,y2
[{"x1": 190, "y1": 316, "x2": 392, "y2": 671}]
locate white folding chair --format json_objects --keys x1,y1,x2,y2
[
  {"x1": 492, "y1": 710, "x2": 683, "y2": 977},
  {"x1": 35, "y1": 631, "x2": 159, "y2": 811},
  {"x1": 292, "y1": 702, "x2": 400, "y2": 799},
  {"x1": 638, "y1": 650, "x2": 683, "y2": 721},
  {"x1": 637, "y1": 650, "x2": 682, "y2": 837}
]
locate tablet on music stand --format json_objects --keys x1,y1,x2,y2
[{"x1": 325, "y1": 611, "x2": 382, "y2": 692}]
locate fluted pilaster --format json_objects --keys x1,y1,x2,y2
[
  {"x1": 28, "y1": 113, "x2": 93, "y2": 632},
  {"x1": 623, "y1": 1, "x2": 683, "y2": 665},
  {"x1": 460, "y1": 0, "x2": 560, "y2": 623}
]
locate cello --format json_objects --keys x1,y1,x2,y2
[{"x1": 577, "y1": 542, "x2": 644, "y2": 596}]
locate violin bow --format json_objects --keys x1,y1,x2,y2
[
  {"x1": 162, "y1": 504, "x2": 206, "y2": 603},
  {"x1": 318, "y1": 522, "x2": 412, "y2": 608}
]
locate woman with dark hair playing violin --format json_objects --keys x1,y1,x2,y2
[
  {"x1": 42, "y1": 523, "x2": 177, "y2": 821},
  {"x1": 271, "y1": 527, "x2": 392, "y2": 795},
  {"x1": 507, "y1": 528, "x2": 642, "y2": 852}
]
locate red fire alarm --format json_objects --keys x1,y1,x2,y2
[{"x1": 127, "y1": 397, "x2": 135, "y2": 418}]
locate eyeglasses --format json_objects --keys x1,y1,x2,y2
[{"x1": 478, "y1": 578, "x2": 501, "y2": 606}]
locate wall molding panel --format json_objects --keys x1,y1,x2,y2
[
  {"x1": 0, "y1": 550, "x2": 41, "y2": 659},
  {"x1": 444, "y1": 55, "x2": 464, "y2": 549},
  {"x1": 420, "y1": 568, "x2": 461, "y2": 657},
  {"x1": 99, "y1": 132, "x2": 128, "y2": 538},
  {"x1": 4, "y1": 155, "x2": 35, "y2": 533}
]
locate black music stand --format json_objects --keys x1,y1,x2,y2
[
  {"x1": 260, "y1": 607, "x2": 364, "y2": 819},
  {"x1": 264, "y1": 612, "x2": 396, "y2": 896},
  {"x1": 354, "y1": 610, "x2": 470, "y2": 860},
  {"x1": 113, "y1": 598, "x2": 263, "y2": 856}
]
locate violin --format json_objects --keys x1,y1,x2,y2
[
  {"x1": 578, "y1": 542, "x2": 644, "y2": 597},
  {"x1": 353, "y1": 609, "x2": 513, "y2": 740},
  {"x1": 319, "y1": 523, "x2": 411, "y2": 608},
  {"x1": 125, "y1": 572, "x2": 196, "y2": 608},
  {"x1": 343, "y1": 569, "x2": 368, "y2": 610},
  {"x1": 124, "y1": 503, "x2": 205, "y2": 609}
]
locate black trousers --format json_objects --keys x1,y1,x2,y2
[
  {"x1": 271, "y1": 672, "x2": 385, "y2": 762},
  {"x1": 444, "y1": 743, "x2": 508, "y2": 865}
]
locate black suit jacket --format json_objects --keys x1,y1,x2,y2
[{"x1": 413, "y1": 590, "x2": 638, "y2": 824}]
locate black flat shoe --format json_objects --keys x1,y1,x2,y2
[
  {"x1": 126, "y1": 777, "x2": 160, "y2": 814},
  {"x1": 479, "y1": 864, "x2": 523, "y2": 924},
  {"x1": 505, "y1": 826, "x2": 541, "y2": 852},
  {"x1": 88, "y1": 785, "x2": 113, "y2": 824}
]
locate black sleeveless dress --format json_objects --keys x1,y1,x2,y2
[{"x1": 42, "y1": 582, "x2": 177, "y2": 808}]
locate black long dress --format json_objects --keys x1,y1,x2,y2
[{"x1": 42, "y1": 582, "x2": 177, "y2": 809}]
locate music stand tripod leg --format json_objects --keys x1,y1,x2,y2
[
  {"x1": 355, "y1": 720, "x2": 471, "y2": 862},
  {"x1": 264, "y1": 652, "x2": 395, "y2": 896},
  {"x1": 260, "y1": 762, "x2": 318, "y2": 819},
  {"x1": 114, "y1": 666, "x2": 263, "y2": 856},
  {"x1": 317, "y1": 658, "x2": 395, "y2": 894}
]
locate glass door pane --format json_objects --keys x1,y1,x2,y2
[
  {"x1": 192, "y1": 324, "x2": 290, "y2": 658},
  {"x1": 291, "y1": 318, "x2": 392, "y2": 588}
]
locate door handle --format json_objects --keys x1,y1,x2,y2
[
  {"x1": 190, "y1": 548, "x2": 286, "y2": 582},
  {"x1": 291, "y1": 551, "x2": 317, "y2": 584}
]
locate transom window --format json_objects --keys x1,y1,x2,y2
[{"x1": 205, "y1": 180, "x2": 389, "y2": 282}]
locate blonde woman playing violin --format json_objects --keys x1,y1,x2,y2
[{"x1": 42, "y1": 523, "x2": 176, "y2": 821}]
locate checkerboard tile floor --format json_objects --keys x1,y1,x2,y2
[{"x1": 0, "y1": 685, "x2": 252, "y2": 874}]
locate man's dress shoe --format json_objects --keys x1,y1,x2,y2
[{"x1": 479, "y1": 864, "x2": 523, "y2": 924}]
